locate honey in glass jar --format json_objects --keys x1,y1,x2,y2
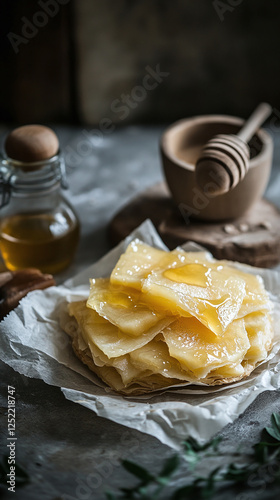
[{"x1": 0, "y1": 125, "x2": 79, "y2": 274}]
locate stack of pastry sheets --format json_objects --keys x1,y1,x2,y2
[{"x1": 63, "y1": 240, "x2": 274, "y2": 395}]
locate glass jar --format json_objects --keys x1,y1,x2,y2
[{"x1": 0, "y1": 152, "x2": 80, "y2": 274}]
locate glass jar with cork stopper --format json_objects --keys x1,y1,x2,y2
[{"x1": 0, "y1": 125, "x2": 80, "y2": 274}]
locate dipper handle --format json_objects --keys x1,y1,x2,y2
[
  {"x1": 195, "y1": 103, "x2": 272, "y2": 198},
  {"x1": 237, "y1": 102, "x2": 272, "y2": 143}
]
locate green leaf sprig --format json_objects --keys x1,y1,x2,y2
[{"x1": 106, "y1": 412, "x2": 280, "y2": 499}]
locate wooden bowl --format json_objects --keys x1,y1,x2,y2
[{"x1": 160, "y1": 115, "x2": 273, "y2": 221}]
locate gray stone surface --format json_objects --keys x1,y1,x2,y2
[{"x1": 0, "y1": 124, "x2": 280, "y2": 499}]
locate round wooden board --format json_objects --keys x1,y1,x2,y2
[{"x1": 109, "y1": 182, "x2": 280, "y2": 268}]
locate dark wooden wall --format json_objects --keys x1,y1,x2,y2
[
  {"x1": 0, "y1": 0, "x2": 280, "y2": 125},
  {"x1": 0, "y1": 0, "x2": 74, "y2": 123}
]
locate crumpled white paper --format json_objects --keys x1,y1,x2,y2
[{"x1": 0, "y1": 219, "x2": 280, "y2": 450}]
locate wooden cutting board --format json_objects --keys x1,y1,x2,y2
[{"x1": 109, "y1": 182, "x2": 280, "y2": 268}]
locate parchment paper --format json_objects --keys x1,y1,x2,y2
[{"x1": 0, "y1": 219, "x2": 280, "y2": 450}]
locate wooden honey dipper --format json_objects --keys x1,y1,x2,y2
[{"x1": 195, "y1": 103, "x2": 272, "y2": 196}]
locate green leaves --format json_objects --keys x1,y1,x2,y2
[
  {"x1": 183, "y1": 436, "x2": 222, "y2": 469},
  {"x1": 200, "y1": 467, "x2": 221, "y2": 499},
  {"x1": 184, "y1": 436, "x2": 222, "y2": 453},
  {"x1": 107, "y1": 413, "x2": 280, "y2": 500},
  {"x1": 2, "y1": 415, "x2": 279, "y2": 499},
  {"x1": 122, "y1": 460, "x2": 154, "y2": 484},
  {"x1": 106, "y1": 455, "x2": 179, "y2": 500},
  {"x1": 253, "y1": 412, "x2": 280, "y2": 465},
  {"x1": 157, "y1": 455, "x2": 180, "y2": 486},
  {"x1": 223, "y1": 463, "x2": 251, "y2": 483},
  {"x1": 265, "y1": 413, "x2": 280, "y2": 442},
  {"x1": 106, "y1": 493, "x2": 117, "y2": 500},
  {"x1": 183, "y1": 440, "x2": 200, "y2": 469}
]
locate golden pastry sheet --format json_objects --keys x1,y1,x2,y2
[{"x1": 63, "y1": 240, "x2": 274, "y2": 395}]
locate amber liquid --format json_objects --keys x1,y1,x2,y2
[{"x1": 0, "y1": 212, "x2": 79, "y2": 274}]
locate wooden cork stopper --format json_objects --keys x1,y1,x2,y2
[{"x1": 5, "y1": 125, "x2": 59, "y2": 164}]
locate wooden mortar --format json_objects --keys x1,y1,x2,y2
[{"x1": 161, "y1": 115, "x2": 273, "y2": 221}]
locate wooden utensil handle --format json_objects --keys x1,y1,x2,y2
[{"x1": 237, "y1": 102, "x2": 272, "y2": 143}]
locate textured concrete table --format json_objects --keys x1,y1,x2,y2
[{"x1": 0, "y1": 125, "x2": 280, "y2": 500}]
